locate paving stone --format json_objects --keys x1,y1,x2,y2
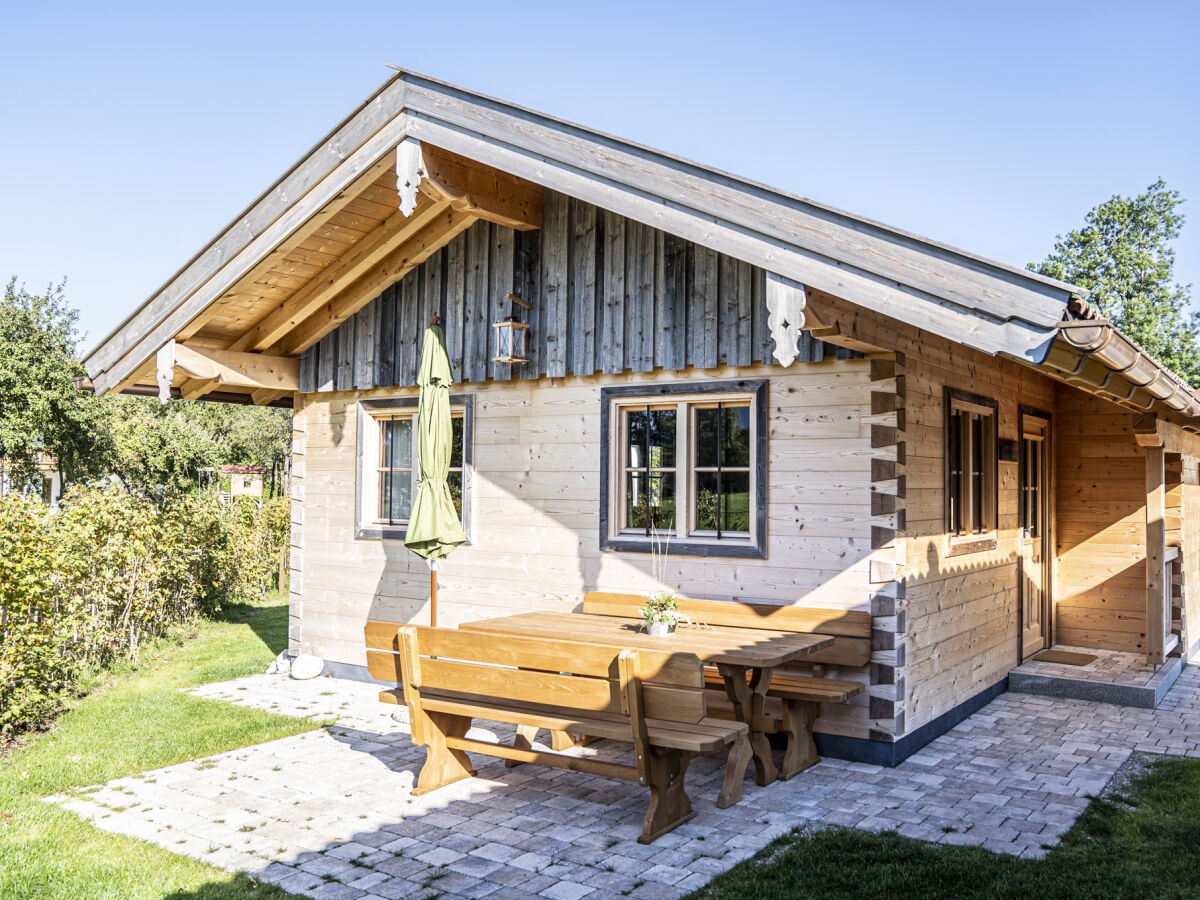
[
  {"x1": 540, "y1": 881, "x2": 595, "y2": 900},
  {"x1": 41, "y1": 664, "x2": 1200, "y2": 900}
]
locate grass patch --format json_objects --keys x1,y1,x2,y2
[
  {"x1": 689, "y1": 754, "x2": 1200, "y2": 899},
  {"x1": 0, "y1": 594, "x2": 319, "y2": 899}
]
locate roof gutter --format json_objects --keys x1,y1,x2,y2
[{"x1": 1040, "y1": 313, "x2": 1200, "y2": 423}]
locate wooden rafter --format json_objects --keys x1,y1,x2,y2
[
  {"x1": 417, "y1": 142, "x2": 542, "y2": 231},
  {"x1": 275, "y1": 206, "x2": 476, "y2": 356},
  {"x1": 230, "y1": 196, "x2": 452, "y2": 353},
  {"x1": 164, "y1": 342, "x2": 299, "y2": 404},
  {"x1": 174, "y1": 155, "x2": 397, "y2": 344}
]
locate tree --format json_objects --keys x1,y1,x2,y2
[
  {"x1": 1031, "y1": 179, "x2": 1199, "y2": 386},
  {"x1": 0, "y1": 279, "x2": 109, "y2": 491},
  {"x1": 104, "y1": 396, "x2": 292, "y2": 502}
]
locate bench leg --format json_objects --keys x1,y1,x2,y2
[
  {"x1": 551, "y1": 730, "x2": 582, "y2": 751},
  {"x1": 779, "y1": 700, "x2": 820, "y2": 779},
  {"x1": 507, "y1": 726, "x2": 580, "y2": 766},
  {"x1": 717, "y1": 731, "x2": 752, "y2": 809},
  {"x1": 506, "y1": 724, "x2": 539, "y2": 767},
  {"x1": 639, "y1": 748, "x2": 695, "y2": 844},
  {"x1": 412, "y1": 710, "x2": 476, "y2": 794}
]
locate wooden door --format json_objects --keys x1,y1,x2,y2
[{"x1": 1020, "y1": 415, "x2": 1050, "y2": 658}]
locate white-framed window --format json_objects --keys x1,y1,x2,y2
[
  {"x1": 355, "y1": 396, "x2": 472, "y2": 540},
  {"x1": 600, "y1": 380, "x2": 767, "y2": 558},
  {"x1": 946, "y1": 388, "x2": 997, "y2": 549}
]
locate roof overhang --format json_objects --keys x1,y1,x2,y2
[
  {"x1": 84, "y1": 70, "x2": 1086, "y2": 402},
  {"x1": 1034, "y1": 318, "x2": 1200, "y2": 429}
]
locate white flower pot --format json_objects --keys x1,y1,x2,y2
[{"x1": 646, "y1": 621, "x2": 675, "y2": 637}]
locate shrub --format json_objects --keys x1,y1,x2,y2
[
  {"x1": 0, "y1": 484, "x2": 291, "y2": 736},
  {"x1": 0, "y1": 495, "x2": 74, "y2": 734}
]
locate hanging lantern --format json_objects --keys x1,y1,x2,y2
[{"x1": 492, "y1": 293, "x2": 532, "y2": 364}]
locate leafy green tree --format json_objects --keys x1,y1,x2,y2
[
  {"x1": 1031, "y1": 179, "x2": 1199, "y2": 385},
  {"x1": 103, "y1": 396, "x2": 291, "y2": 501},
  {"x1": 0, "y1": 279, "x2": 109, "y2": 491},
  {"x1": 102, "y1": 395, "x2": 224, "y2": 501}
]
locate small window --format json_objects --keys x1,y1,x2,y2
[
  {"x1": 946, "y1": 389, "x2": 997, "y2": 546},
  {"x1": 356, "y1": 396, "x2": 472, "y2": 540},
  {"x1": 601, "y1": 381, "x2": 767, "y2": 558}
]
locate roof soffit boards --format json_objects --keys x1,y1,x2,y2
[{"x1": 84, "y1": 70, "x2": 1081, "y2": 396}]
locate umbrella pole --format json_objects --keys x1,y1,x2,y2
[{"x1": 430, "y1": 560, "x2": 438, "y2": 628}]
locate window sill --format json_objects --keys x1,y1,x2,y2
[
  {"x1": 356, "y1": 524, "x2": 409, "y2": 541},
  {"x1": 600, "y1": 535, "x2": 766, "y2": 560},
  {"x1": 946, "y1": 535, "x2": 998, "y2": 557}
]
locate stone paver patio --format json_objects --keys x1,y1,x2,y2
[{"x1": 49, "y1": 664, "x2": 1200, "y2": 899}]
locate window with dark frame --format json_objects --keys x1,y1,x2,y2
[
  {"x1": 946, "y1": 390, "x2": 997, "y2": 538},
  {"x1": 601, "y1": 381, "x2": 767, "y2": 559}
]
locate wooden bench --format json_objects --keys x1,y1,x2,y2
[
  {"x1": 395, "y1": 624, "x2": 750, "y2": 844},
  {"x1": 367, "y1": 617, "x2": 581, "y2": 754},
  {"x1": 581, "y1": 592, "x2": 870, "y2": 778}
]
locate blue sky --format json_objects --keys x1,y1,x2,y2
[{"x1": 2, "y1": 1, "x2": 1196, "y2": 354}]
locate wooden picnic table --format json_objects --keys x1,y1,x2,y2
[{"x1": 459, "y1": 610, "x2": 834, "y2": 800}]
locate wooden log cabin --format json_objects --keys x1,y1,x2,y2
[{"x1": 83, "y1": 71, "x2": 1200, "y2": 765}]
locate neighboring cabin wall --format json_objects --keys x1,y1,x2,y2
[
  {"x1": 807, "y1": 290, "x2": 1057, "y2": 738},
  {"x1": 1053, "y1": 389, "x2": 1147, "y2": 653},
  {"x1": 295, "y1": 358, "x2": 884, "y2": 741}
]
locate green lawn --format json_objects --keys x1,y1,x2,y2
[
  {"x1": 690, "y1": 754, "x2": 1200, "y2": 899},
  {"x1": 0, "y1": 595, "x2": 319, "y2": 900}
]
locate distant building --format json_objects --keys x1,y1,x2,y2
[
  {"x1": 221, "y1": 465, "x2": 265, "y2": 499},
  {"x1": 0, "y1": 456, "x2": 61, "y2": 507}
]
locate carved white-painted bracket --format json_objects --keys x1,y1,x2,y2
[
  {"x1": 156, "y1": 341, "x2": 175, "y2": 403},
  {"x1": 395, "y1": 139, "x2": 424, "y2": 216},
  {"x1": 765, "y1": 272, "x2": 808, "y2": 367}
]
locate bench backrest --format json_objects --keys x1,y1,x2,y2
[
  {"x1": 364, "y1": 619, "x2": 406, "y2": 683},
  {"x1": 397, "y1": 625, "x2": 709, "y2": 725},
  {"x1": 581, "y1": 591, "x2": 872, "y2": 668}
]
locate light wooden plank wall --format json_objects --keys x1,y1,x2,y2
[
  {"x1": 299, "y1": 192, "x2": 854, "y2": 391},
  {"x1": 287, "y1": 397, "x2": 306, "y2": 653},
  {"x1": 1182, "y1": 459, "x2": 1200, "y2": 657},
  {"x1": 295, "y1": 359, "x2": 885, "y2": 741},
  {"x1": 1054, "y1": 389, "x2": 1147, "y2": 653},
  {"x1": 805, "y1": 288, "x2": 1059, "y2": 736}
]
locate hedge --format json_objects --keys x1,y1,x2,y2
[{"x1": 0, "y1": 485, "x2": 291, "y2": 736}]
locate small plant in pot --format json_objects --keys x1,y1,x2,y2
[{"x1": 640, "y1": 590, "x2": 683, "y2": 636}]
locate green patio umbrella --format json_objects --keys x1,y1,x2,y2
[{"x1": 405, "y1": 316, "x2": 466, "y2": 627}]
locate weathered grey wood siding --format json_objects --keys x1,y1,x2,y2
[{"x1": 299, "y1": 191, "x2": 851, "y2": 392}]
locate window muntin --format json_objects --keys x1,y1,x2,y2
[
  {"x1": 375, "y1": 413, "x2": 464, "y2": 525},
  {"x1": 623, "y1": 405, "x2": 677, "y2": 532},
  {"x1": 1020, "y1": 418, "x2": 1047, "y2": 539},
  {"x1": 603, "y1": 381, "x2": 766, "y2": 558},
  {"x1": 946, "y1": 391, "x2": 997, "y2": 539},
  {"x1": 692, "y1": 403, "x2": 752, "y2": 537},
  {"x1": 378, "y1": 415, "x2": 414, "y2": 523}
]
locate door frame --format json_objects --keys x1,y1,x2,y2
[{"x1": 1018, "y1": 405, "x2": 1053, "y2": 661}]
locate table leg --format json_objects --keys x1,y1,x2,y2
[
  {"x1": 717, "y1": 663, "x2": 779, "y2": 787},
  {"x1": 779, "y1": 700, "x2": 820, "y2": 778}
]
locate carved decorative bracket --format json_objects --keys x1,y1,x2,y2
[
  {"x1": 765, "y1": 272, "x2": 808, "y2": 367},
  {"x1": 156, "y1": 342, "x2": 175, "y2": 403},
  {"x1": 394, "y1": 139, "x2": 542, "y2": 230},
  {"x1": 395, "y1": 139, "x2": 424, "y2": 217}
]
